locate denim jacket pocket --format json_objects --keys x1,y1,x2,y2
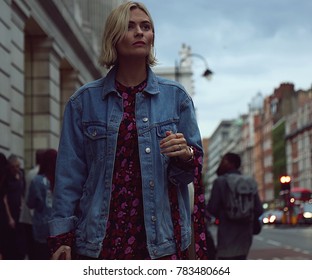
[
  {"x1": 83, "y1": 122, "x2": 107, "y2": 160},
  {"x1": 155, "y1": 120, "x2": 178, "y2": 138},
  {"x1": 154, "y1": 120, "x2": 179, "y2": 181}
]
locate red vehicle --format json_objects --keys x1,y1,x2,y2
[
  {"x1": 276, "y1": 187, "x2": 312, "y2": 225},
  {"x1": 290, "y1": 187, "x2": 312, "y2": 203},
  {"x1": 290, "y1": 187, "x2": 312, "y2": 224}
]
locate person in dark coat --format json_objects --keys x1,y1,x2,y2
[
  {"x1": 2, "y1": 154, "x2": 26, "y2": 259},
  {"x1": 0, "y1": 152, "x2": 8, "y2": 259},
  {"x1": 207, "y1": 152, "x2": 263, "y2": 260}
]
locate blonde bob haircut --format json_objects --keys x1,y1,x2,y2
[{"x1": 98, "y1": 1, "x2": 157, "y2": 69}]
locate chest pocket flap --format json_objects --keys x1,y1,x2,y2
[
  {"x1": 83, "y1": 122, "x2": 107, "y2": 140},
  {"x1": 156, "y1": 121, "x2": 178, "y2": 138}
]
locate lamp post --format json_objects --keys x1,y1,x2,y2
[
  {"x1": 175, "y1": 44, "x2": 213, "y2": 83},
  {"x1": 185, "y1": 53, "x2": 213, "y2": 79}
]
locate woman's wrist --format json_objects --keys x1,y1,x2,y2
[{"x1": 181, "y1": 146, "x2": 194, "y2": 162}]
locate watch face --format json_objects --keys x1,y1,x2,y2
[{"x1": 186, "y1": 146, "x2": 194, "y2": 162}]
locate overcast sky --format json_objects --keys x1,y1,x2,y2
[{"x1": 139, "y1": 0, "x2": 312, "y2": 138}]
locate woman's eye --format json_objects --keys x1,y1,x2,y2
[
  {"x1": 141, "y1": 24, "x2": 151, "y2": 31},
  {"x1": 127, "y1": 22, "x2": 151, "y2": 31}
]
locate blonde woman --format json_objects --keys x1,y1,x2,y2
[{"x1": 49, "y1": 1, "x2": 204, "y2": 260}]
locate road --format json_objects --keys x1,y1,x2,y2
[
  {"x1": 208, "y1": 224, "x2": 312, "y2": 260},
  {"x1": 248, "y1": 225, "x2": 312, "y2": 259}
]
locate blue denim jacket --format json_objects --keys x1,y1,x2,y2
[
  {"x1": 49, "y1": 66, "x2": 203, "y2": 259},
  {"x1": 27, "y1": 175, "x2": 53, "y2": 243}
]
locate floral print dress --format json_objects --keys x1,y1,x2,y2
[
  {"x1": 100, "y1": 80, "x2": 150, "y2": 259},
  {"x1": 98, "y1": 80, "x2": 206, "y2": 260}
]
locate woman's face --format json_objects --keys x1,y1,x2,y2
[
  {"x1": 116, "y1": 8, "x2": 154, "y2": 62},
  {"x1": 216, "y1": 157, "x2": 231, "y2": 176},
  {"x1": 9, "y1": 159, "x2": 20, "y2": 175}
]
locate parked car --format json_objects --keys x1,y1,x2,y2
[
  {"x1": 296, "y1": 202, "x2": 312, "y2": 224},
  {"x1": 260, "y1": 210, "x2": 283, "y2": 225}
]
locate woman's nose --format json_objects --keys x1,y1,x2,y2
[{"x1": 135, "y1": 26, "x2": 143, "y2": 36}]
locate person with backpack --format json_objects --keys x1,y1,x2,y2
[{"x1": 207, "y1": 152, "x2": 263, "y2": 260}]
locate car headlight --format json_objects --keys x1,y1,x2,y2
[
  {"x1": 263, "y1": 217, "x2": 269, "y2": 224},
  {"x1": 269, "y1": 215, "x2": 276, "y2": 223},
  {"x1": 303, "y1": 212, "x2": 312, "y2": 219}
]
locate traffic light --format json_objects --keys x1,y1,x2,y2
[{"x1": 280, "y1": 175, "x2": 291, "y2": 191}]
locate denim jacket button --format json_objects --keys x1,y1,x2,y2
[
  {"x1": 149, "y1": 180, "x2": 154, "y2": 188},
  {"x1": 151, "y1": 215, "x2": 156, "y2": 222},
  {"x1": 92, "y1": 130, "x2": 97, "y2": 137},
  {"x1": 145, "y1": 147, "x2": 151, "y2": 153},
  {"x1": 142, "y1": 117, "x2": 148, "y2": 122}
]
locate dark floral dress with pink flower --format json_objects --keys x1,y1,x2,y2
[
  {"x1": 99, "y1": 80, "x2": 150, "y2": 259},
  {"x1": 100, "y1": 80, "x2": 187, "y2": 260}
]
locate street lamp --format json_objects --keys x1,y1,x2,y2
[
  {"x1": 185, "y1": 53, "x2": 213, "y2": 79},
  {"x1": 175, "y1": 45, "x2": 213, "y2": 82}
]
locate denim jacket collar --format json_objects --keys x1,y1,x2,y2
[{"x1": 101, "y1": 66, "x2": 160, "y2": 99}]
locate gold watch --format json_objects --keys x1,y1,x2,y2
[{"x1": 185, "y1": 146, "x2": 194, "y2": 162}]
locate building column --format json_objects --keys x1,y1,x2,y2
[
  {"x1": 60, "y1": 66, "x2": 82, "y2": 121},
  {"x1": 24, "y1": 37, "x2": 62, "y2": 169},
  {"x1": 0, "y1": 0, "x2": 13, "y2": 155},
  {"x1": 0, "y1": 0, "x2": 29, "y2": 160}
]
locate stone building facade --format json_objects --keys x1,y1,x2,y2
[
  {"x1": 285, "y1": 98, "x2": 312, "y2": 189},
  {"x1": 0, "y1": 0, "x2": 124, "y2": 169}
]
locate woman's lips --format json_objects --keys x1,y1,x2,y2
[{"x1": 133, "y1": 41, "x2": 145, "y2": 46}]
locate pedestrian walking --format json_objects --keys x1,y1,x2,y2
[
  {"x1": 27, "y1": 149, "x2": 57, "y2": 259},
  {"x1": 207, "y1": 152, "x2": 263, "y2": 259},
  {"x1": 0, "y1": 152, "x2": 8, "y2": 260},
  {"x1": 2, "y1": 154, "x2": 26, "y2": 259},
  {"x1": 19, "y1": 149, "x2": 46, "y2": 259},
  {"x1": 48, "y1": 1, "x2": 207, "y2": 260}
]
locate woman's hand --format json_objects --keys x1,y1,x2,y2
[
  {"x1": 51, "y1": 245, "x2": 72, "y2": 260},
  {"x1": 8, "y1": 217, "x2": 16, "y2": 229},
  {"x1": 160, "y1": 131, "x2": 193, "y2": 161}
]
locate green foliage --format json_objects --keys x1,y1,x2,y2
[{"x1": 272, "y1": 121, "x2": 286, "y2": 198}]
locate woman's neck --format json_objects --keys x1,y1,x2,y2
[{"x1": 116, "y1": 59, "x2": 147, "y2": 87}]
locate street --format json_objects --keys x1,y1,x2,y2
[
  {"x1": 249, "y1": 225, "x2": 312, "y2": 259},
  {"x1": 209, "y1": 224, "x2": 312, "y2": 260}
]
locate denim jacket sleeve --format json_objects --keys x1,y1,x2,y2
[
  {"x1": 49, "y1": 97, "x2": 85, "y2": 236},
  {"x1": 27, "y1": 176, "x2": 43, "y2": 211},
  {"x1": 167, "y1": 94, "x2": 203, "y2": 186}
]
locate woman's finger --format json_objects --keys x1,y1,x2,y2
[{"x1": 51, "y1": 245, "x2": 71, "y2": 260}]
